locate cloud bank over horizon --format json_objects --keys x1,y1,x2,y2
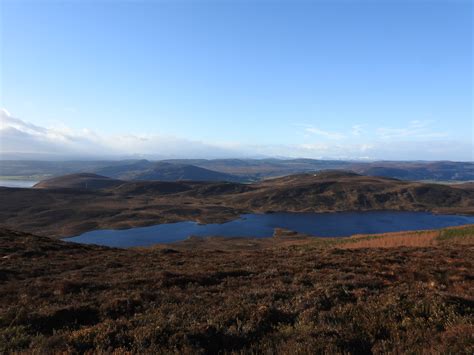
[{"x1": 0, "y1": 109, "x2": 472, "y2": 161}]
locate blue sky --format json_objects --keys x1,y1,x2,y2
[{"x1": 0, "y1": 0, "x2": 472, "y2": 160}]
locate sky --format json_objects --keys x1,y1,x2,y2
[{"x1": 0, "y1": 0, "x2": 472, "y2": 161}]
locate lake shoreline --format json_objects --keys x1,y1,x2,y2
[
  {"x1": 64, "y1": 211, "x2": 474, "y2": 248},
  {"x1": 61, "y1": 207, "x2": 474, "y2": 236},
  {"x1": 2, "y1": 172, "x2": 473, "y2": 239}
]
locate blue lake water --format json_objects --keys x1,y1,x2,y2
[{"x1": 64, "y1": 211, "x2": 474, "y2": 248}]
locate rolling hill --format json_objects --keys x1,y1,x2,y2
[
  {"x1": 1, "y1": 172, "x2": 473, "y2": 238},
  {"x1": 94, "y1": 160, "x2": 244, "y2": 182},
  {"x1": 350, "y1": 161, "x2": 474, "y2": 181},
  {"x1": 33, "y1": 173, "x2": 124, "y2": 190},
  {"x1": 1, "y1": 159, "x2": 472, "y2": 182},
  {"x1": 226, "y1": 171, "x2": 474, "y2": 212}
]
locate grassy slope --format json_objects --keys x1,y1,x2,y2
[{"x1": 1, "y1": 226, "x2": 473, "y2": 354}]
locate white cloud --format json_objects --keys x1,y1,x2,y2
[
  {"x1": 376, "y1": 120, "x2": 447, "y2": 140},
  {"x1": 0, "y1": 109, "x2": 238, "y2": 159},
  {"x1": 304, "y1": 126, "x2": 345, "y2": 140},
  {"x1": 294, "y1": 142, "x2": 376, "y2": 160},
  {"x1": 0, "y1": 109, "x2": 471, "y2": 161},
  {"x1": 351, "y1": 125, "x2": 363, "y2": 136},
  {"x1": 0, "y1": 108, "x2": 11, "y2": 117}
]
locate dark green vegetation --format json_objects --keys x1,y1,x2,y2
[
  {"x1": 1, "y1": 159, "x2": 472, "y2": 182},
  {"x1": 438, "y1": 225, "x2": 474, "y2": 243},
  {"x1": 1, "y1": 227, "x2": 473, "y2": 353},
  {"x1": 1, "y1": 172, "x2": 473, "y2": 238}
]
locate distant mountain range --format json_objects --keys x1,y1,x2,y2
[
  {"x1": 349, "y1": 161, "x2": 474, "y2": 182},
  {"x1": 1, "y1": 158, "x2": 472, "y2": 183}
]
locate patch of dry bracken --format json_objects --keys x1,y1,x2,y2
[{"x1": 342, "y1": 231, "x2": 439, "y2": 249}]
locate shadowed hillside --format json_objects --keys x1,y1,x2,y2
[
  {"x1": 33, "y1": 173, "x2": 124, "y2": 190},
  {"x1": 350, "y1": 161, "x2": 474, "y2": 181},
  {"x1": 181, "y1": 159, "x2": 474, "y2": 181},
  {"x1": 227, "y1": 172, "x2": 474, "y2": 213},
  {"x1": 94, "y1": 161, "x2": 244, "y2": 182}
]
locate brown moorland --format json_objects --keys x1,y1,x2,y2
[
  {"x1": 33, "y1": 173, "x2": 125, "y2": 190},
  {"x1": 0, "y1": 225, "x2": 473, "y2": 353},
  {"x1": 1, "y1": 171, "x2": 473, "y2": 238}
]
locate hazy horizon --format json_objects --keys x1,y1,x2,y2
[{"x1": 1, "y1": 0, "x2": 472, "y2": 161}]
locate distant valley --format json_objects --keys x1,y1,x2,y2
[
  {"x1": 1, "y1": 159, "x2": 472, "y2": 184},
  {"x1": 1, "y1": 171, "x2": 473, "y2": 238}
]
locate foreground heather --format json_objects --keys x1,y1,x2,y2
[{"x1": 1, "y1": 226, "x2": 473, "y2": 353}]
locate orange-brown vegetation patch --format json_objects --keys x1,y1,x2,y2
[
  {"x1": 339, "y1": 224, "x2": 474, "y2": 249},
  {"x1": 342, "y1": 231, "x2": 439, "y2": 249}
]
